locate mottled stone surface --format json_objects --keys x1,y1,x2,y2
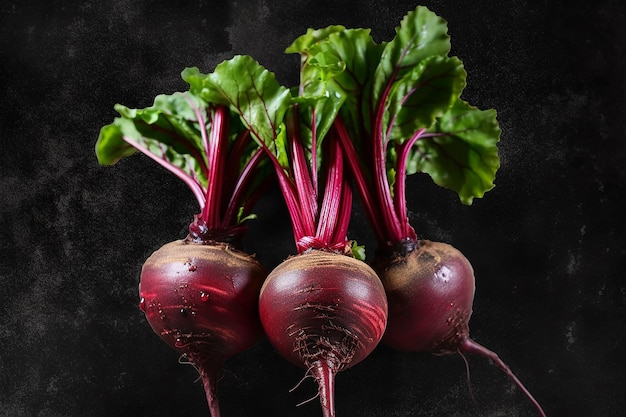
[{"x1": 1, "y1": 1, "x2": 625, "y2": 416}]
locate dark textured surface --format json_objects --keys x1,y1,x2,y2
[{"x1": 1, "y1": 1, "x2": 625, "y2": 416}]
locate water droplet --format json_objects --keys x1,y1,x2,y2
[
  {"x1": 200, "y1": 291, "x2": 209, "y2": 302},
  {"x1": 188, "y1": 265, "x2": 197, "y2": 272},
  {"x1": 180, "y1": 308, "x2": 188, "y2": 317},
  {"x1": 138, "y1": 297, "x2": 146, "y2": 312}
]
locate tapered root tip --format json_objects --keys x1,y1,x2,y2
[
  {"x1": 309, "y1": 358, "x2": 338, "y2": 417},
  {"x1": 459, "y1": 337, "x2": 547, "y2": 417},
  {"x1": 196, "y1": 360, "x2": 223, "y2": 417}
]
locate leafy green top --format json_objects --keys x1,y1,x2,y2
[
  {"x1": 95, "y1": 62, "x2": 274, "y2": 245},
  {"x1": 95, "y1": 5, "x2": 500, "y2": 253},
  {"x1": 287, "y1": 5, "x2": 501, "y2": 245}
]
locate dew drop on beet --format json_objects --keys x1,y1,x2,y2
[
  {"x1": 200, "y1": 291, "x2": 209, "y2": 302},
  {"x1": 139, "y1": 297, "x2": 146, "y2": 312},
  {"x1": 180, "y1": 307, "x2": 188, "y2": 317}
]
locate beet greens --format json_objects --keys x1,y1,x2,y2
[
  {"x1": 287, "y1": 6, "x2": 500, "y2": 245},
  {"x1": 96, "y1": 85, "x2": 271, "y2": 244}
]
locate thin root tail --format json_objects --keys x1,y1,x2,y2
[
  {"x1": 309, "y1": 358, "x2": 338, "y2": 417},
  {"x1": 459, "y1": 337, "x2": 547, "y2": 417},
  {"x1": 194, "y1": 359, "x2": 224, "y2": 417}
]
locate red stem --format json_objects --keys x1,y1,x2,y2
[
  {"x1": 459, "y1": 338, "x2": 548, "y2": 417},
  {"x1": 239, "y1": 171, "x2": 274, "y2": 222},
  {"x1": 310, "y1": 110, "x2": 319, "y2": 193},
  {"x1": 372, "y1": 96, "x2": 403, "y2": 243},
  {"x1": 220, "y1": 130, "x2": 252, "y2": 220},
  {"x1": 288, "y1": 109, "x2": 317, "y2": 237},
  {"x1": 202, "y1": 106, "x2": 229, "y2": 227},
  {"x1": 315, "y1": 136, "x2": 345, "y2": 245},
  {"x1": 257, "y1": 138, "x2": 308, "y2": 242},
  {"x1": 332, "y1": 174, "x2": 353, "y2": 246},
  {"x1": 183, "y1": 94, "x2": 211, "y2": 177},
  {"x1": 221, "y1": 147, "x2": 266, "y2": 226},
  {"x1": 333, "y1": 118, "x2": 386, "y2": 241},
  {"x1": 393, "y1": 129, "x2": 426, "y2": 240},
  {"x1": 273, "y1": 109, "x2": 353, "y2": 253}
]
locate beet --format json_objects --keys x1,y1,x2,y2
[
  {"x1": 139, "y1": 239, "x2": 267, "y2": 417},
  {"x1": 258, "y1": 250, "x2": 388, "y2": 417},
  {"x1": 375, "y1": 239, "x2": 475, "y2": 353},
  {"x1": 375, "y1": 239, "x2": 547, "y2": 417}
]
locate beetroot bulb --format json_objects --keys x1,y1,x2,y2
[
  {"x1": 96, "y1": 77, "x2": 274, "y2": 417},
  {"x1": 259, "y1": 248, "x2": 387, "y2": 417},
  {"x1": 373, "y1": 239, "x2": 475, "y2": 354},
  {"x1": 139, "y1": 234, "x2": 267, "y2": 417},
  {"x1": 374, "y1": 239, "x2": 546, "y2": 417}
]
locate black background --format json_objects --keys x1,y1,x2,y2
[{"x1": 1, "y1": 1, "x2": 625, "y2": 416}]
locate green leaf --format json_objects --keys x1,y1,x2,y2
[
  {"x1": 96, "y1": 92, "x2": 209, "y2": 186},
  {"x1": 384, "y1": 55, "x2": 467, "y2": 144},
  {"x1": 412, "y1": 100, "x2": 501, "y2": 204},
  {"x1": 285, "y1": 25, "x2": 347, "y2": 54},
  {"x1": 290, "y1": 39, "x2": 347, "y2": 172},
  {"x1": 372, "y1": 6, "x2": 451, "y2": 106},
  {"x1": 116, "y1": 93, "x2": 205, "y2": 154},
  {"x1": 184, "y1": 55, "x2": 292, "y2": 164},
  {"x1": 305, "y1": 29, "x2": 384, "y2": 140},
  {"x1": 350, "y1": 240, "x2": 367, "y2": 261},
  {"x1": 236, "y1": 206, "x2": 258, "y2": 224},
  {"x1": 95, "y1": 122, "x2": 136, "y2": 165}
]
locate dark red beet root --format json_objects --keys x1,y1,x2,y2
[
  {"x1": 259, "y1": 250, "x2": 388, "y2": 417},
  {"x1": 375, "y1": 240, "x2": 475, "y2": 353},
  {"x1": 375, "y1": 239, "x2": 547, "y2": 417},
  {"x1": 139, "y1": 239, "x2": 267, "y2": 417}
]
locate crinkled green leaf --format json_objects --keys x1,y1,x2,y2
[
  {"x1": 95, "y1": 122, "x2": 136, "y2": 165},
  {"x1": 411, "y1": 100, "x2": 501, "y2": 204},
  {"x1": 95, "y1": 92, "x2": 209, "y2": 187},
  {"x1": 289, "y1": 38, "x2": 347, "y2": 173},
  {"x1": 291, "y1": 37, "x2": 347, "y2": 143},
  {"x1": 182, "y1": 55, "x2": 292, "y2": 167},
  {"x1": 303, "y1": 29, "x2": 384, "y2": 141},
  {"x1": 285, "y1": 25, "x2": 346, "y2": 55},
  {"x1": 384, "y1": 55, "x2": 466, "y2": 144},
  {"x1": 372, "y1": 6, "x2": 451, "y2": 105}
]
